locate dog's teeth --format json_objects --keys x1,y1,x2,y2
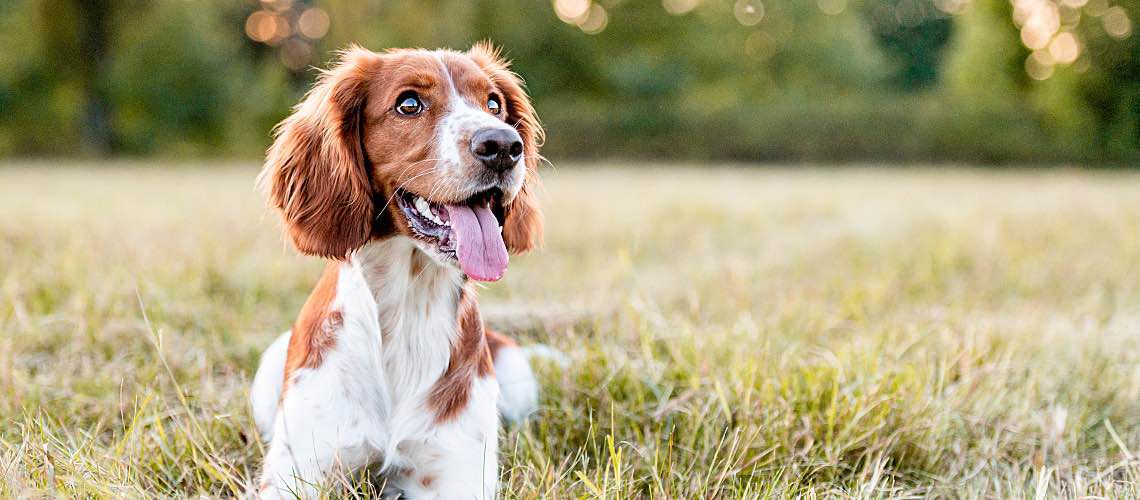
[
  {"x1": 414, "y1": 197, "x2": 432, "y2": 218},
  {"x1": 414, "y1": 196, "x2": 447, "y2": 225}
]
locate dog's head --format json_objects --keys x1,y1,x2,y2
[{"x1": 260, "y1": 43, "x2": 543, "y2": 281}]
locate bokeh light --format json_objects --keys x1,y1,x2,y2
[
  {"x1": 280, "y1": 38, "x2": 312, "y2": 70},
  {"x1": 1059, "y1": 5, "x2": 1081, "y2": 29},
  {"x1": 1015, "y1": 0, "x2": 1062, "y2": 50},
  {"x1": 1026, "y1": 50, "x2": 1056, "y2": 80},
  {"x1": 297, "y1": 8, "x2": 331, "y2": 40},
  {"x1": 1003, "y1": 0, "x2": 1136, "y2": 79},
  {"x1": 245, "y1": 2, "x2": 333, "y2": 72},
  {"x1": 1103, "y1": 6, "x2": 1133, "y2": 39},
  {"x1": 579, "y1": 4, "x2": 609, "y2": 34},
  {"x1": 554, "y1": 0, "x2": 591, "y2": 24},
  {"x1": 734, "y1": 0, "x2": 765, "y2": 26},
  {"x1": 662, "y1": 0, "x2": 700, "y2": 16},
  {"x1": 245, "y1": 11, "x2": 288, "y2": 44},
  {"x1": 2, "y1": 0, "x2": 1138, "y2": 164},
  {"x1": 933, "y1": 0, "x2": 969, "y2": 15},
  {"x1": 1048, "y1": 31, "x2": 1081, "y2": 63}
]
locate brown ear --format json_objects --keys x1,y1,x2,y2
[
  {"x1": 468, "y1": 42, "x2": 544, "y2": 254},
  {"x1": 258, "y1": 47, "x2": 381, "y2": 259}
]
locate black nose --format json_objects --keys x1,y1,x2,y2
[{"x1": 470, "y1": 128, "x2": 523, "y2": 172}]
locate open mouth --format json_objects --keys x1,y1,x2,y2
[{"x1": 395, "y1": 188, "x2": 508, "y2": 282}]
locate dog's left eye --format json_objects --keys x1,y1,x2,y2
[
  {"x1": 487, "y1": 96, "x2": 501, "y2": 115},
  {"x1": 396, "y1": 92, "x2": 424, "y2": 115}
]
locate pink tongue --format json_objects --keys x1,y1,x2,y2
[{"x1": 445, "y1": 203, "x2": 509, "y2": 281}]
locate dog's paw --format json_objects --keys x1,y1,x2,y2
[{"x1": 494, "y1": 345, "x2": 539, "y2": 423}]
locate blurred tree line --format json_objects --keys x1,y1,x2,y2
[{"x1": 0, "y1": 0, "x2": 1136, "y2": 164}]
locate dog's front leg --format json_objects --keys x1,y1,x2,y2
[
  {"x1": 392, "y1": 431, "x2": 499, "y2": 499},
  {"x1": 390, "y1": 378, "x2": 501, "y2": 499},
  {"x1": 255, "y1": 363, "x2": 382, "y2": 499}
]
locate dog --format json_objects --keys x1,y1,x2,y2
[{"x1": 249, "y1": 43, "x2": 543, "y2": 498}]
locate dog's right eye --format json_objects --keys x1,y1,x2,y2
[{"x1": 395, "y1": 92, "x2": 424, "y2": 115}]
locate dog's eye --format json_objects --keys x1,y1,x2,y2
[
  {"x1": 487, "y1": 96, "x2": 501, "y2": 115},
  {"x1": 396, "y1": 92, "x2": 424, "y2": 115}
]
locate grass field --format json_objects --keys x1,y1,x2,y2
[{"x1": 1, "y1": 162, "x2": 1139, "y2": 498}]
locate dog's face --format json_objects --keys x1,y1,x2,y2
[{"x1": 261, "y1": 44, "x2": 543, "y2": 281}]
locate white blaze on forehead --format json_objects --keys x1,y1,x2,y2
[{"x1": 432, "y1": 52, "x2": 525, "y2": 197}]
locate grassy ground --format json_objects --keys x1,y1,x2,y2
[{"x1": 1, "y1": 162, "x2": 1138, "y2": 498}]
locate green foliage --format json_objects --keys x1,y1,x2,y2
[
  {"x1": 0, "y1": 0, "x2": 1136, "y2": 163},
  {"x1": 1073, "y1": 0, "x2": 1140, "y2": 159},
  {"x1": 0, "y1": 0, "x2": 84, "y2": 155},
  {"x1": 944, "y1": 0, "x2": 1025, "y2": 103},
  {"x1": 109, "y1": 2, "x2": 242, "y2": 154},
  {"x1": 860, "y1": 0, "x2": 955, "y2": 89}
]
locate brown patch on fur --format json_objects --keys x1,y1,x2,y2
[
  {"x1": 282, "y1": 263, "x2": 341, "y2": 393},
  {"x1": 409, "y1": 246, "x2": 426, "y2": 278},
  {"x1": 427, "y1": 285, "x2": 495, "y2": 423},
  {"x1": 420, "y1": 475, "x2": 435, "y2": 488},
  {"x1": 259, "y1": 48, "x2": 382, "y2": 260},
  {"x1": 485, "y1": 328, "x2": 518, "y2": 357}
]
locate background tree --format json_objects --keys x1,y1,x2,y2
[{"x1": 0, "y1": 0, "x2": 1135, "y2": 163}]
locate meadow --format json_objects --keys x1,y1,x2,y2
[{"x1": 1, "y1": 163, "x2": 1138, "y2": 498}]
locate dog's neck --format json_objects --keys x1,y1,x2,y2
[{"x1": 351, "y1": 238, "x2": 466, "y2": 400}]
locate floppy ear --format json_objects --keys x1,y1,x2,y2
[
  {"x1": 468, "y1": 42, "x2": 544, "y2": 254},
  {"x1": 501, "y1": 174, "x2": 542, "y2": 254},
  {"x1": 258, "y1": 47, "x2": 381, "y2": 260}
]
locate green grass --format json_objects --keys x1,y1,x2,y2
[{"x1": 1, "y1": 162, "x2": 1139, "y2": 498}]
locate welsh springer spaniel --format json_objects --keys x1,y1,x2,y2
[{"x1": 249, "y1": 43, "x2": 543, "y2": 498}]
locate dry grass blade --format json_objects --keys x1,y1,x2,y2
[{"x1": 0, "y1": 163, "x2": 1138, "y2": 497}]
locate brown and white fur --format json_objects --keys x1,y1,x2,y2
[{"x1": 249, "y1": 44, "x2": 543, "y2": 498}]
